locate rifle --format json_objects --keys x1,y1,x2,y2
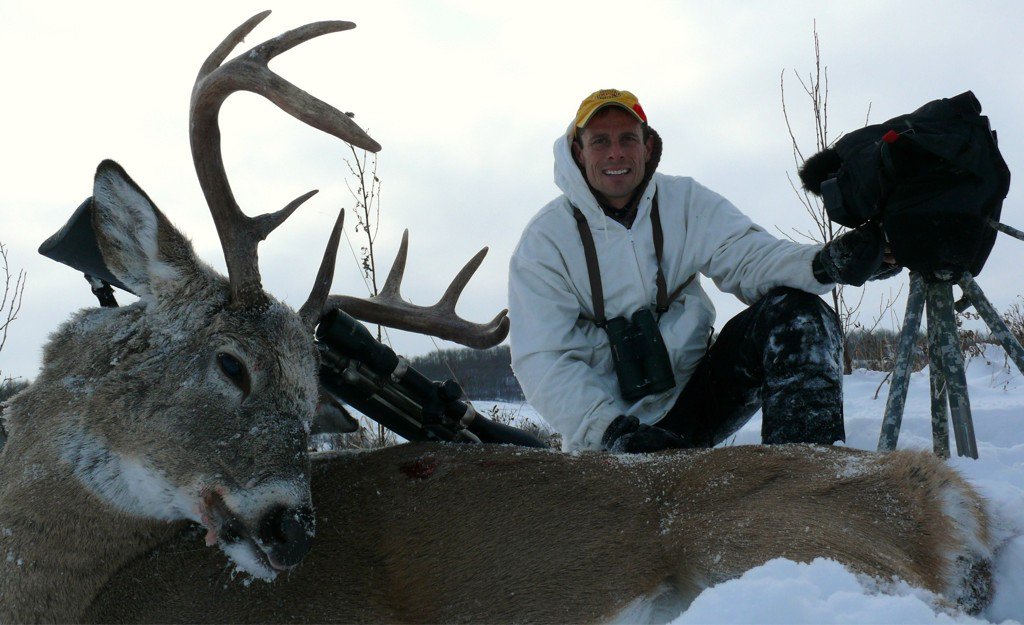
[{"x1": 40, "y1": 199, "x2": 546, "y2": 449}]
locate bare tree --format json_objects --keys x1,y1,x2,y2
[
  {"x1": 345, "y1": 142, "x2": 383, "y2": 316},
  {"x1": 1, "y1": 240, "x2": 27, "y2": 448},
  {"x1": 343, "y1": 142, "x2": 395, "y2": 448},
  {"x1": 0, "y1": 241, "x2": 26, "y2": 383},
  {"x1": 780, "y1": 22, "x2": 901, "y2": 373}
]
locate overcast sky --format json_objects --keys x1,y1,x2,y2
[{"x1": 2, "y1": 1, "x2": 1023, "y2": 382}]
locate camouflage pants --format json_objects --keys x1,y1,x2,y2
[{"x1": 658, "y1": 287, "x2": 845, "y2": 447}]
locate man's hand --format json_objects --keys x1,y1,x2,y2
[
  {"x1": 813, "y1": 223, "x2": 902, "y2": 286},
  {"x1": 601, "y1": 415, "x2": 688, "y2": 453}
]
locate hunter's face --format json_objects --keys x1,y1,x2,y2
[{"x1": 573, "y1": 107, "x2": 653, "y2": 209}]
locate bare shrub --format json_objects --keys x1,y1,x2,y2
[
  {"x1": 779, "y1": 24, "x2": 902, "y2": 373},
  {"x1": 1002, "y1": 296, "x2": 1024, "y2": 345},
  {"x1": 343, "y1": 142, "x2": 396, "y2": 449},
  {"x1": 0, "y1": 242, "x2": 26, "y2": 380}
]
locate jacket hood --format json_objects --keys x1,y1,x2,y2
[{"x1": 553, "y1": 123, "x2": 664, "y2": 223}]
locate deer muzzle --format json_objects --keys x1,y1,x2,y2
[
  {"x1": 202, "y1": 488, "x2": 315, "y2": 573},
  {"x1": 257, "y1": 504, "x2": 315, "y2": 570}
]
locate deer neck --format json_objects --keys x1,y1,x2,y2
[{"x1": 0, "y1": 414, "x2": 182, "y2": 622}]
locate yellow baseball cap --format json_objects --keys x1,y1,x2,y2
[{"x1": 574, "y1": 89, "x2": 647, "y2": 130}]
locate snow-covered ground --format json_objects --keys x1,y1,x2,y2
[{"x1": 474, "y1": 344, "x2": 1024, "y2": 624}]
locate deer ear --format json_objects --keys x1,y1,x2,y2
[{"x1": 91, "y1": 160, "x2": 204, "y2": 298}]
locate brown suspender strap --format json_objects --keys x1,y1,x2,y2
[
  {"x1": 573, "y1": 195, "x2": 695, "y2": 324},
  {"x1": 649, "y1": 196, "x2": 698, "y2": 313},
  {"x1": 667, "y1": 273, "x2": 696, "y2": 310},
  {"x1": 572, "y1": 205, "x2": 607, "y2": 326},
  {"x1": 649, "y1": 196, "x2": 669, "y2": 313}
]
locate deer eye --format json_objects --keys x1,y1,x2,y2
[{"x1": 217, "y1": 352, "x2": 251, "y2": 395}]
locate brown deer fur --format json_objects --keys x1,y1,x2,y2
[{"x1": 80, "y1": 443, "x2": 992, "y2": 623}]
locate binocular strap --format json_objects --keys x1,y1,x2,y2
[{"x1": 571, "y1": 194, "x2": 694, "y2": 326}]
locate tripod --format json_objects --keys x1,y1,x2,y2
[{"x1": 877, "y1": 221, "x2": 1024, "y2": 458}]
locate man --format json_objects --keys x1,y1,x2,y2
[{"x1": 508, "y1": 89, "x2": 895, "y2": 453}]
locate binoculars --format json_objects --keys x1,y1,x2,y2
[{"x1": 604, "y1": 308, "x2": 676, "y2": 402}]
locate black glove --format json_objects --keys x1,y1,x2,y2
[
  {"x1": 812, "y1": 223, "x2": 901, "y2": 286},
  {"x1": 601, "y1": 415, "x2": 688, "y2": 453}
]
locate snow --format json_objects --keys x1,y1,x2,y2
[{"x1": 473, "y1": 343, "x2": 1024, "y2": 624}]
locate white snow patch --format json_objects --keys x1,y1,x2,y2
[{"x1": 669, "y1": 558, "x2": 990, "y2": 625}]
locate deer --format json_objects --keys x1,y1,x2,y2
[{"x1": 0, "y1": 12, "x2": 997, "y2": 624}]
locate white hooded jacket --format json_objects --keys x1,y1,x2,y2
[{"x1": 507, "y1": 126, "x2": 834, "y2": 451}]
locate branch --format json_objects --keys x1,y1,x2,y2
[{"x1": 0, "y1": 243, "x2": 26, "y2": 355}]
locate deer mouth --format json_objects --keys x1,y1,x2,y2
[{"x1": 199, "y1": 489, "x2": 314, "y2": 579}]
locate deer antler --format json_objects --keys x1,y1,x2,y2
[
  {"x1": 324, "y1": 231, "x2": 510, "y2": 349},
  {"x1": 193, "y1": 13, "x2": 506, "y2": 346},
  {"x1": 190, "y1": 11, "x2": 380, "y2": 310}
]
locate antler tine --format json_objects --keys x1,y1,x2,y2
[
  {"x1": 324, "y1": 292, "x2": 510, "y2": 350},
  {"x1": 377, "y1": 230, "x2": 410, "y2": 300},
  {"x1": 436, "y1": 247, "x2": 488, "y2": 312},
  {"x1": 299, "y1": 208, "x2": 345, "y2": 330},
  {"x1": 197, "y1": 11, "x2": 271, "y2": 77},
  {"x1": 190, "y1": 11, "x2": 380, "y2": 308},
  {"x1": 261, "y1": 189, "x2": 320, "y2": 236},
  {"x1": 196, "y1": 15, "x2": 379, "y2": 152},
  {"x1": 322, "y1": 233, "x2": 510, "y2": 349}
]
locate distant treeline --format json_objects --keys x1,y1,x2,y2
[
  {"x1": 408, "y1": 345, "x2": 525, "y2": 401},
  {"x1": 405, "y1": 320, "x2": 1024, "y2": 401}
]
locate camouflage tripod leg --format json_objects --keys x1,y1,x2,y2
[
  {"x1": 877, "y1": 272, "x2": 926, "y2": 452},
  {"x1": 926, "y1": 301, "x2": 951, "y2": 458},
  {"x1": 878, "y1": 271, "x2": 992, "y2": 458},
  {"x1": 926, "y1": 278, "x2": 978, "y2": 459},
  {"x1": 878, "y1": 222, "x2": 1024, "y2": 458}
]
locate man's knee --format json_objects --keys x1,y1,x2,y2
[
  {"x1": 751, "y1": 287, "x2": 841, "y2": 351},
  {"x1": 759, "y1": 287, "x2": 836, "y2": 323}
]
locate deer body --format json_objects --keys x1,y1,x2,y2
[{"x1": 78, "y1": 443, "x2": 992, "y2": 624}]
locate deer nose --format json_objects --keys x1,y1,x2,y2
[{"x1": 258, "y1": 504, "x2": 315, "y2": 569}]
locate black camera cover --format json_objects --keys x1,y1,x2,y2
[{"x1": 799, "y1": 91, "x2": 1011, "y2": 278}]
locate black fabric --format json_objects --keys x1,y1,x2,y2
[
  {"x1": 38, "y1": 197, "x2": 135, "y2": 295},
  {"x1": 798, "y1": 91, "x2": 1010, "y2": 278},
  {"x1": 657, "y1": 287, "x2": 845, "y2": 447}
]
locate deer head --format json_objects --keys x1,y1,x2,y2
[
  {"x1": 61, "y1": 9, "x2": 509, "y2": 579},
  {"x1": 80, "y1": 157, "x2": 321, "y2": 578},
  {"x1": 0, "y1": 14, "x2": 514, "y2": 619},
  {"x1": 1, "y1": 12, "x2": 385, "y2": 590}
]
